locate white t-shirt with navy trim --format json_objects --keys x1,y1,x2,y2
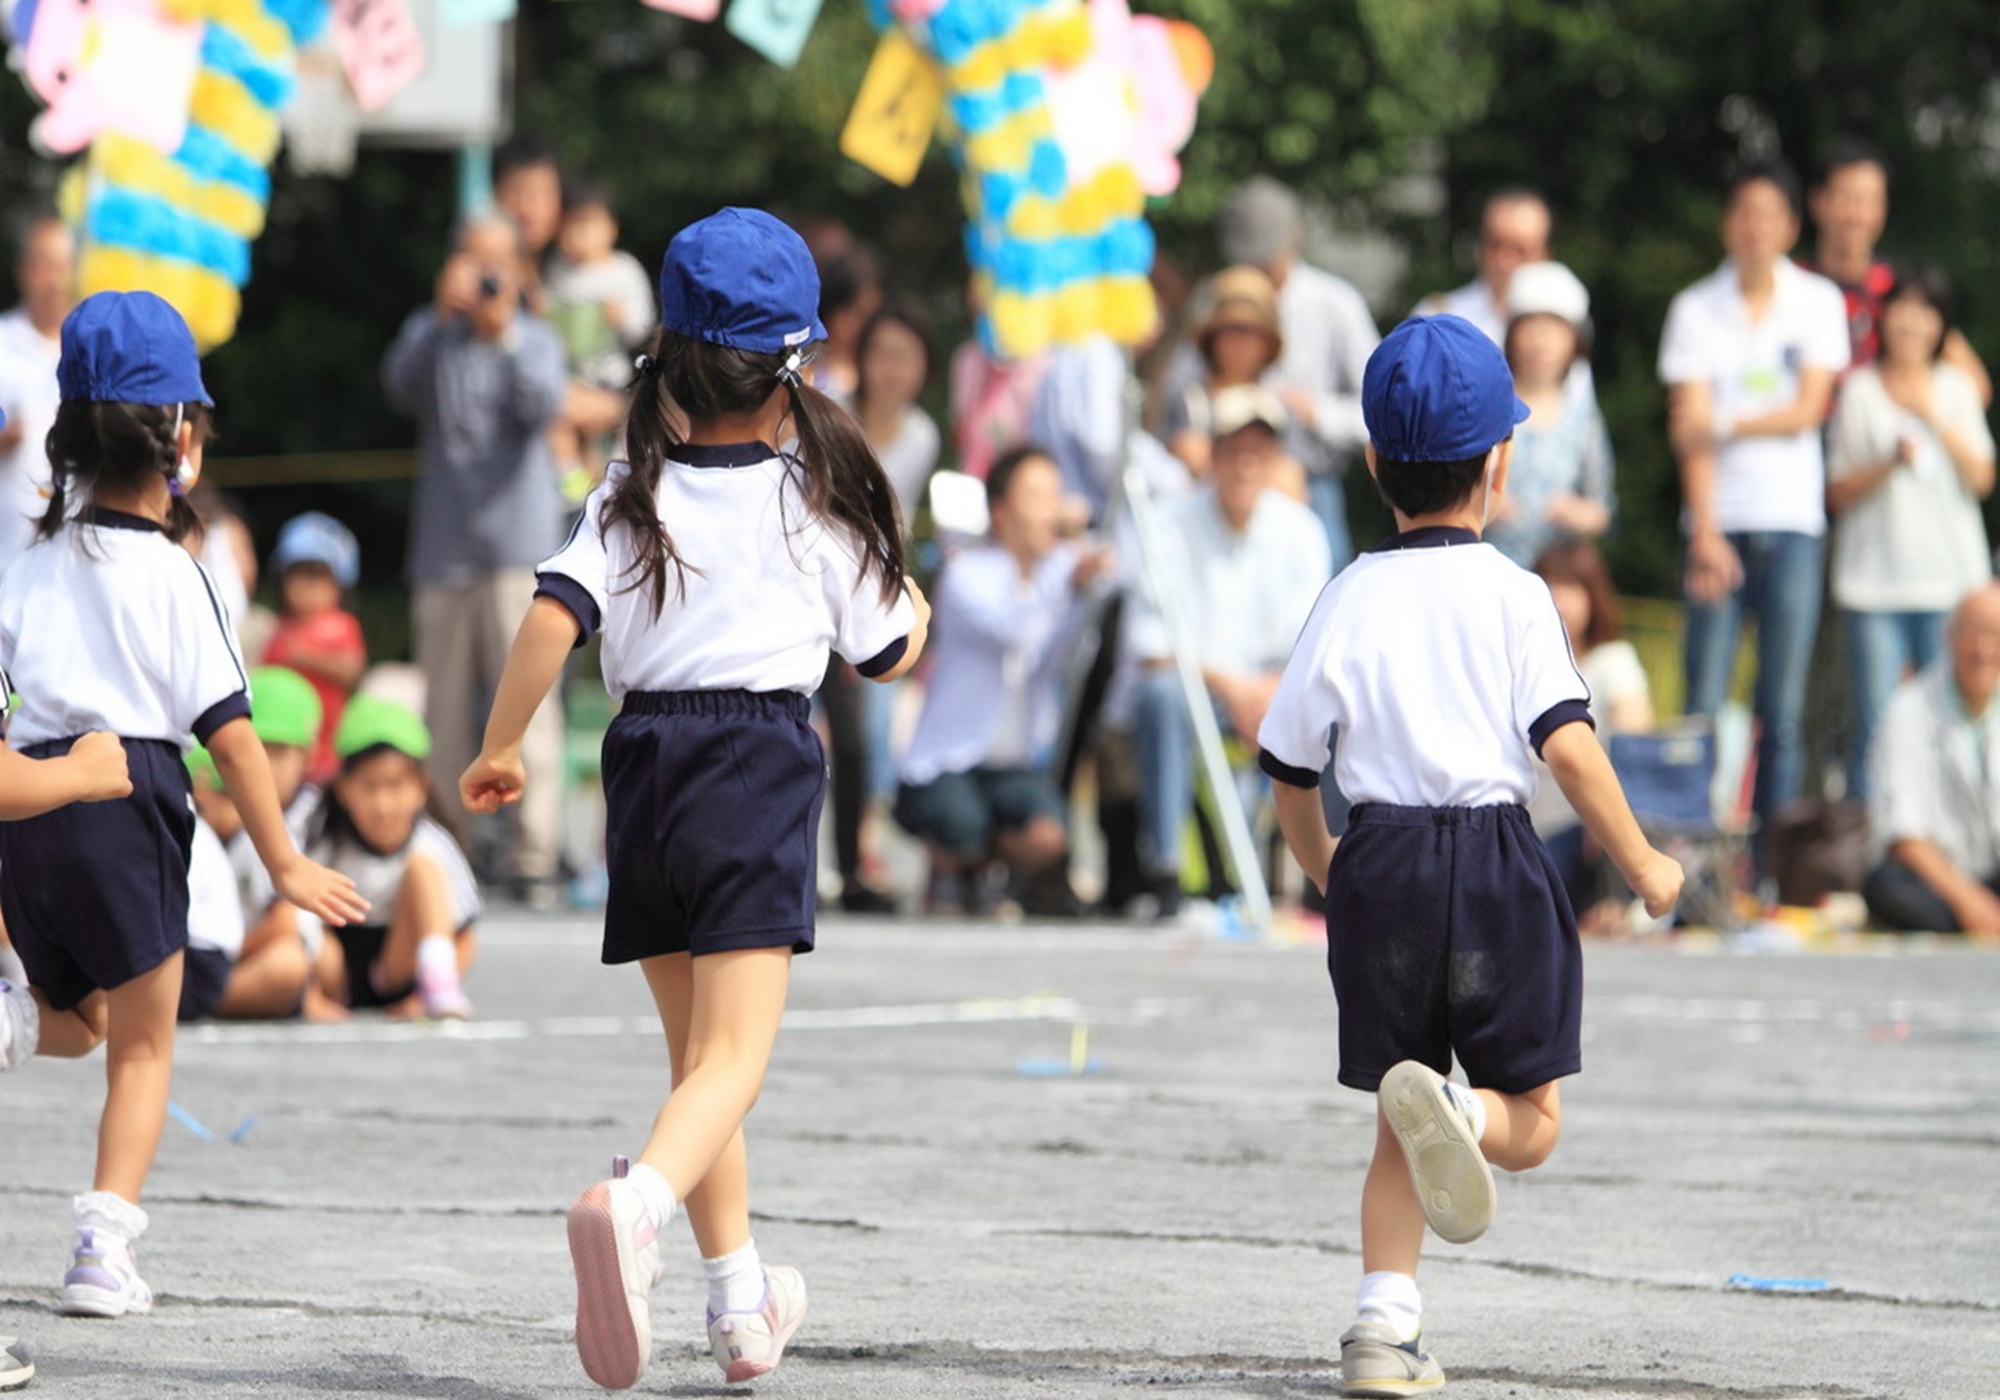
[
  {"x1": 1657, "y1": 258, "x2": 1850, "y2": 536},
  {"x1": 1257, "y1": 527, "x2": 1593, "y2": 807},
  {"x1": 0, "y1": 508, "x2": 250, "y2": 749},
  {"x1": 310, "y1": 815, "x2": 481, "y2": 932},
  {"x1": 535, "y1": 444, "x2": 916, "y2": 698}
]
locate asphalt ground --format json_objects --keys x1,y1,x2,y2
[{"x1": 3, "y1": 912, "x2": 1996, "y2": 1400}]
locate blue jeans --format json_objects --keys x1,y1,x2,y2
[
  {"x1": 1309, "y1": 472, "x2": 1355, "y2": 573},
  {"x1": 1841, "y1": 608, "x2": 1946, "y2": 800},
  {"x1": 1133, "y1": 670, "x2": 1344, "y2": 878},
  {"x1": 1682, "y1": 531, "x2": 1822, "y2": 828}
]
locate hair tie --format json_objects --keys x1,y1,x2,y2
[
  {"x1": 633, "y1": 353, "x2": 660, "y2": 378},
  {"x1": 776, "y1": 349, "x2": 805, "y2": 390}
]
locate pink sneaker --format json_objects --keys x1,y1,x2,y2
[
  {"x1": 707, "y1": 1265, "x2": 808, "y2": 1383},
  {"x1": 567, "y1": 1161, "x2": 664, "y2": 1390}
]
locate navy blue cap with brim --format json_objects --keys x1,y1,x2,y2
[
  {"x1": 1362, "y1": 314, "x2": 1529, "y2": 462},
  {"x1": 57, "y1": 291, "x2": 213, "y2": 407},
  {"x1": 658, "y1": 208, "x2": 828, "y2": 357}
]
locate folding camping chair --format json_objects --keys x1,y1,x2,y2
[{"x1": 1609, "y1": 718, "x2": 1756, "y2": 931}]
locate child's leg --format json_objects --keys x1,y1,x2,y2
[
  {"x1": 1361, "y1": 1106, "x2": 1429, "y2": 1277},
  {"x1": 216, "y1": 934, "x2": 312, "y2": 1020},
  {"x1": 641, "y1": 952, "x2": 752, "y2": 1257},
  {"x1": 30, "y1": 987, "x2": 109, "y2": 1058},
  {"x1": 370, "y1": 855, "x2": 453, "y2": 992},
  {"x1": 1473, "y1": 1080, "x2": 1562, "y2": 1171},
  {"x1": 635, "y1": 947, "x2": 792, "y2": 1214},
  {"x1": 95, "y1": 955, "x2": 182, "y2": 1201}
]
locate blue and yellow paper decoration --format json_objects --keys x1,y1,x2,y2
[
  {"x1": 858, "y1": 0, "x2": 1210, "y2": 361},
  {"x1": 17, "y1": 0, "x2": 328, "y2": 350}
]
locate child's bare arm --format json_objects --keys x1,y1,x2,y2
[
  {"x1": 1272, "y1": 783, "x2": 1338, "y2": 897},
  {"x1": 462, "y1": 597, "x2": 578, "y2": 811},
  {"x1": 0, "y1": 732, "x2": 131, "y2": 820},
  {"x1": 210, "y1": 718, "x2": 369, "y2": 927},
  {"x1": 864, "y1": 578, "x2": 931, "y2": 684},
  {"x1": 1542, "y1": 722, "x2": 1682, "y2": 916}
]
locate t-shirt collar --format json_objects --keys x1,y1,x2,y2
[
  {"x1": 86, "y1": 506, "x2": 164, "y2": 533},
  {"x1": 1370, "y1": 524, "x2": 1481, "y2": 553},
  {"x1": 672, "y1": 441, "x2": 776, "y2": 469}
]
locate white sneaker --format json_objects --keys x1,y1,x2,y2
[
  {"x1": 707, "y1": 1265, "x2": 808, "y2": 1383},
  {"x1": 1, "y1": 1334, "x2": 34, "y2": 1391},
  {"x1": 59, "y1": 1227, "x2": 154, "y2": 1318},
  {"x1": 416, "y1": 951, "x2": 472, "y2": 1020},
  {"x1": 0, "y1": 980, "x2": 37, "y2": 1072},
  {"x1": 567, "y1": 1165, "x2": 665, "y2": 1389},
  {"x1": 1379, "y1": 1061, "x2": 1496, "y2": 1245}
]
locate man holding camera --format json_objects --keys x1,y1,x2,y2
[{"x1": 382, "y1": 213, "x2": 570, "y2": 906}]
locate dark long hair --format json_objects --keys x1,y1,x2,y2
[
  {"x1": 606, "y1": 329, "x2": 905, "y2": 615},
  {"x1": 851, "y1": 301, "x2": 935, "y2": 417},
  {"x1": 40, "y1": 399, "x2": 210, "y2": 545}
]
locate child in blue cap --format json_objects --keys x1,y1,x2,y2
[
  {"x1": 0, "y1": 291, "x2": 368, "y2": 1318},
  {"x1": 463, "y1": 208, "x2": 929, "y2": 1390},
  {"x1": 1257, "y1": 315, "x2": 1683, "y2": 1396}
]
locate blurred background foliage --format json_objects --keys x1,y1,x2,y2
[{"x1": 0, "y1": 0, "x2": 1996, "y2": 636}]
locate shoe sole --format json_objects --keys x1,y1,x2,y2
[
  {"x1": 567, "y1": 1184, "x2": 646, "y2": 1390},
  {"x1": 1380, "y1": 1061, "x2": 1496, "y2": 1245},
  {"x1": 720, "y1": 1301, "x2": 807, "y2": 1384},
  {"x1": 0, "y1": 1368, "x2": 31, "y2": 1393},
  {"x1": 1342, "y1": 1377, "x2": 1444, "y2": 1398},
  {"x1": 719, "y1": 1275, "x2": 808, "y2": 1384},
  {"x1": 58, "y1": 1286, "x2": 151, "y2": 1319}
]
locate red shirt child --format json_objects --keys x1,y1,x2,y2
[{"x1": 261, "y1": 512, "x2": 367, "y2": 784}]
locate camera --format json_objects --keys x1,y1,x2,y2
[{"x1": 477, "y1": 272, "x2": 503, "y2": 300}]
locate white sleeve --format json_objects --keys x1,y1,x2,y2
[
  {"x1": 1826, "y1": 374, "x2": 1873, "y2": 479},
  {"x1": 821, "y1": 527, "x2": 916, "y2": 676},
  {"x1": 1656, "y1": 289, "x2": 1708, "y2": 386},
  {"x1": 1512, "y1": 575, "x2": 1593, "y2": 756},
  {"x1": 535, "y1": 471, "x2": 621, "y2": 640},
  {"x1": 1805, "y1": 281, "x2": 1853, "y2": 372},
  {"x1": 1256, "y1": 580, "x2": 1341, "y2": 787},
  {"x1": 1260, "y1": 512, "x2": 1333, "y2": 671},
  {"x1": 173, "y1": 554, "x2": 252, "y2": 746},
  {"x1": 1588, "y1": 640, "x2": 1650, "y2": 711},
  {"x1": 611, "y1": 253, "x2": 658, "y2": 351}
]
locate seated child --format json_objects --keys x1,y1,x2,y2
[
  {"x1": 1257, "y1": 314, "x2": 1682, "y2": 1397},
  {"x1": 545, "y1": 176, "x2": 657, "y2": 493},
  {"x1": 305, "y1": 696, "x2": 480, "y2": 1020},
  {"x1": 262, "y1": 512, "x2": 366, "y2": 787},
  {"x1": 179, "y1": 667, "x2": 343, "y2": 1022}
]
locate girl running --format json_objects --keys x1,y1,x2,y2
[
  {"x1": 462, "y1": 208, "x2": 928, "y2": 1390},
  {"x1": 0, "y1": 291, "x2": 366, "y2": 1316}
]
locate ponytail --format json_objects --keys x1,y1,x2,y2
[
  {"x1": 605, "y1": 331, "x2": 906, "y2": 616},
  {"x1": 41, "y1": 399, "x2": 210, "y2": 547}
]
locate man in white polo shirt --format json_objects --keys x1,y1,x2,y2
[
  {"x1": 1659, "y1": 158, "x2": 1849, "y2": 839},
  {"x1": 1125, "y1": 386, "x2": 1331, "y2": 912}
]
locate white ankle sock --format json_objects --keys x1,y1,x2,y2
[
  {"x1": 702, "y1": 1240, "x2": 766, "y2": 1315},
  {"x1": 73, "y1": 1190, "x2": 148, "y2": 1243},
  {"x1": 417, "y1": 934, "x2": 458, "y2": 981},
  {"x1": 623, "y1": 1163, "x2": 677, "y2": 1235},
  {"x1": 1445, "y1": 1080, "x2": 1488, "y2": 1143},
  {"x1": 1356, "y1": 1270, "x2": 1422, "y2": 1343}
]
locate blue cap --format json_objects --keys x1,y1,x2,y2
[
  {"x1": 57, "y1": 291, "x2": 213, "y2": 407},
  {"x1": 271, "y1": 511, "x2": 360, "y2": 589},
  {"x1": 1362, "y1": 315, "x2": 1528, "y2": 463},
  {"x1": 658, "y1": 208, "x2": 828, "y2": 356}
]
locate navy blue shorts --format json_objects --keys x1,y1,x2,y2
[
  {"x1": 601, "y1": 690, "x2": 824, "y2": 962},
  {"x1": 0, "y1": 739, "x2": 195, "y2": 1011},
  {"x1": 332, "y1": 925, "x2": 417, "y2": 1009},
  {"x1": 1324, "y1": 802, "x2": 1582, "y2": 1096},
  {"x1": 893, "y1": 766, "x2": 1067, "y2": 864},
  {"x1": 177, "y1": 944, "x2": 232, "y2": 1023}
]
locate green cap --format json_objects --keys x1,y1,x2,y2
[
  {"x1": 334, "y1": 694, "x2": 432, "y2": 762},
  {"x1": 185, "y1": 744, "x2": 224, "y2": 792},
  {"x1": 249, "y1": 666, "x2": 323, "y2": 749}
]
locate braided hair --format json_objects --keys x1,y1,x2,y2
[{"x1": 39, "y1": 399, "x2": 210, "y2": 546}]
